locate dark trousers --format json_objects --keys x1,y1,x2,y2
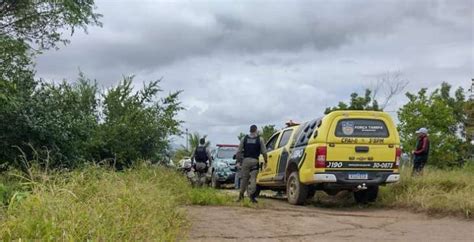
[{"x1": 413, "y1": 155, "x2": 427, "y2": 175}]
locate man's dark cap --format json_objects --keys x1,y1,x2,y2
[
  {"x1": 250, "y1": 125, "x2": 257, "y2": 133},
  {"x1": 199, "y1": 138, "x2": 205, "y2": 144}
]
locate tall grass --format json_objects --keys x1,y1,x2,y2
[
  {"x1": 379, "y1": 164, "x2": 474, "y2": 219},
  {"x1": 0, "y1": 165, "x2": 233, "y2": 240}
]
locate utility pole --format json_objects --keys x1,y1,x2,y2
[
  {"x1": 469, "y1": 79, "x2": 474, "y2": 100},
  {"x1": 468, "y1": 79, "x2": 474, "y2": 145},
  {"x1": 185, "y1": 128, "x2": 189, "y2": 151}
]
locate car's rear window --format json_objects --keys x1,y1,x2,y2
[
  {"x1": 216, "y1": 147, "x2": 238, "y2": 159},
  {"x1": 335, "y1": 119, "x2": 389, "y2": 137}
]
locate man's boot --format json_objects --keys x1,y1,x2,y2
[
  {"x1": 250, "y1": 193, "x2": 258, "y2": 203},
  {"x1": 236, "y1": 193, "x2": 244, "y2": 202}
]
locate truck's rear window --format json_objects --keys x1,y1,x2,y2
[{"x1": 335, "y1": 119, "x2": 389, "y2": 137}]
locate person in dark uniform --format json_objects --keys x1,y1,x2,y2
[
  {"x1": 236, "y1": 125, "x2": 267, "y2": 203},
  {"x1": 191, "y1": 138, "x2": 212, "y2": 186},
  {"x1": 412, "y1": 127, "x2": 430, "y2": 175}
]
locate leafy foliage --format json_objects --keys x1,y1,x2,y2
[
  {"x1": 92, "y1": 76, "x2": 182, "y2": 168},
  {"x1": 1, "y1": 74, "x2": 183, "y2": 170},
  {"x1": 465, "y1": 96, "x2": 474, "y2": 143},
  {"x1": 397, "y1": 82, "x2": 468, "y2": 167},
  {"x1": 261, "y1": 124, "x2": 277, "y2": 142},
  {"x1": 0, "y1": 1, "x2": 184, "y2": 170},
  {"x1": 325, "y1": 89, "x2": 381, "y2": 114},
  {"x1": 237, "y1": 132, "x2": 246, "y2": 141},
  {"x1": 0, "y1": 0, "x2": 102, "y2": 51}
]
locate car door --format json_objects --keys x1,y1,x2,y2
[
  {"x1": 258, "y1": 132, "x2": 281, "y2": 182},
  {"x1": 273, "y1": 128, "x2": 295, "y2": 182}
]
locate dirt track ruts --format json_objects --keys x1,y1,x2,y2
[{"x1": 186, "y1": 195, "x2": 473, "y2": 242}]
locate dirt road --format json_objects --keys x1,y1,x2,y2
[{"x1": 186, "y1": 194, "x2": 473, "y2": 242}]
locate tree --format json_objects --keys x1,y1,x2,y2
[
  {"x1": 91, "y1": 76, "x2": 183, "y2": 168},
  {"x1": 26, "y1": 75, "x2": 99, "y2": 168},
  {"x1": 237, "y1": 132, "x2": 246, "y2": 141},
  {"x1": 261, "y1": 125, "x2": 277, "y2": 142},
  {"x1": 466, "y1": 98, "x2": 474, "y2": 142},
  {"x1": 0, "y1": 0, "x2": 102, "y2": 170},
  {"x1": 370, "y1": 71, "x2": 409, "y2": 110},
  {"x1": 397, "y1": 82, "x2": 467, "y2": 168},
  {"x1": 325, "y1": 89, "x2": 381, "y2": 114},
  {"x1": 1, "y1": 0, "x2": 102, "y2": 51},
  {"x1": 325, "y1": 72, "x2": 408, "y2": 114},
  {"x1": 0, "y1": 0, "x2": 102, "y2": 90}
]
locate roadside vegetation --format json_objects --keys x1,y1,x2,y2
[
  {"x1": 313, "y1": 163, "x2": 473, "y2": 219},
  {"x1": 0, "y1": 165, "x2": 234, "y2": 240},
  {"x1": 378, "y1": 163, "x2": 474, "y2": 219}
]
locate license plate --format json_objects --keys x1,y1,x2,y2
[{"x1": 348, "y1": 173, "x2": 368, "y2": 180}]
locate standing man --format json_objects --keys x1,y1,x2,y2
[
  {"x1": 236, "y1": 125, "x2": 268, "y2": 203},
  {"x1": 412, "y1": 127, "x2": 430, "y2": 175},
  {"x1": 191, "y1": 138, "x2": 213, "y2": 187}
]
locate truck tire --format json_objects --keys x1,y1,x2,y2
[
  {"x1": 287, "y1": 171, "x2": 308, "y2": 205},
  {"x1": 211, "y1": 172, "x2": 220, "y2": 189},
  {"x1": 306, "y1": 188, "x2": 316, "y2": 200},
  {"x1": 353, "y1": 186, "x2": 379, "y2": 204}
]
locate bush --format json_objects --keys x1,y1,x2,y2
[
  {"x1": 398, "y1": 83, "x2": 468, "y2": 168},
  {"x1": 0, "y1": 74, "x2": 182, "y2": 170}
]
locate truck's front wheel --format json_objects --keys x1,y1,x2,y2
[{"x1": 287, "y1": 171, "x2": 308, "y2": 205}]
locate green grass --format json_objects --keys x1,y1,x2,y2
[
  {"x1": 378, "y1": 165, "x2": 474, "y2": 219},
  {"x1": 311, "y1": 163, "x2": 474, "y2": 219},
  {"x1": 1, "y1": 163, "x2": 471, "y2": 240},
  {"x1": 0, "y1": 165, "x2": 234, "y2": 240}
]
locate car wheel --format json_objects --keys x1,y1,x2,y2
[
  {"x1": 287, "y1": 171, "x2": 308, "y2": 205},
  {"x1": 211, "y1": 172, "x2": 220, "y2": 189}
]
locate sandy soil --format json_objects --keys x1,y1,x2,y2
[{"x1": 186, "y1": 193, "x2": 473, "y2": 242}]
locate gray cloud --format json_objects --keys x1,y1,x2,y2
[{"x1": 35, "y1": 0, "x2": 473, "y2": 144}]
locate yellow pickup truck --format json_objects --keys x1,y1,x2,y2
[{"x1": 256, "y1": 111, "x2": 401, "y2": 205}]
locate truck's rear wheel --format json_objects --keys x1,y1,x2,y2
[
  {"x1": 353, "y1": 186, "x2": 379, "y2": 204},
  {"x1": 287, "y1": 171, "x2": 308, "y2": 205}
]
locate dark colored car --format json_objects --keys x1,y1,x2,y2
[{"x1": 209, "y1": 144, "x2": 238, "y2": 188}]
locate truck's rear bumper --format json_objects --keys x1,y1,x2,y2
[{"x1": 313, "y1": 171, "x2": 399, "y2": 186}]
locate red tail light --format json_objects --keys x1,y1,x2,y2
[
  {"x1": 315, "y1": 146, "x2": 327, "y2": 168},
  {"x1": 395, "y1": 147, "x2": 401, "y2": 169}
]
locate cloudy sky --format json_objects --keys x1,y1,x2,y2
[{"x1": 35, "y1": 0, "x2": 473, "y2": 145}]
